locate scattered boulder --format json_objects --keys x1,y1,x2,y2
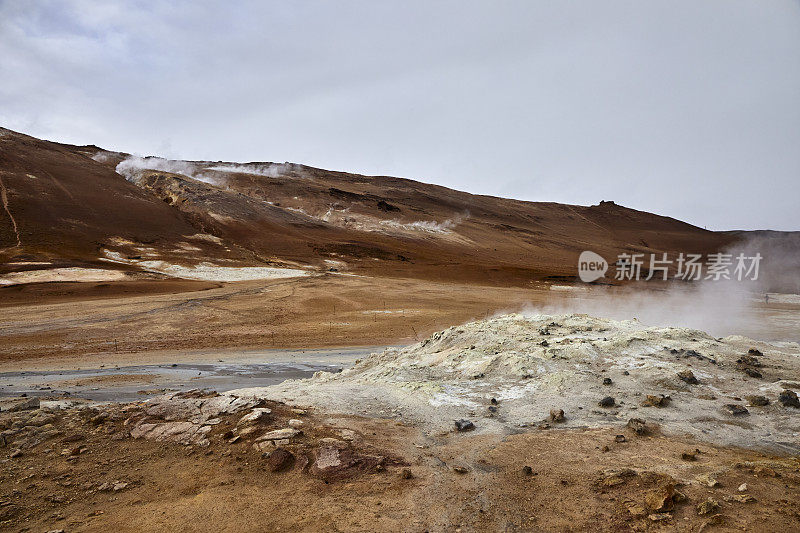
[
  {"x1": 256, "y1": 428, "x2": 301, "y2": 442},
  {"x1": 778, "y1": 389, "x2": 800, "y2": 408},
  {"x1": 746, "y1": 395, "x2": 769, "y2": 407},
  {"x1": 723, "y1": 404, "x2": 748, "y2": 416},
  {"x1": 696, "y1": 473, "x2": 720, "y2": 488},
  {"x1": 454, "y1": 419, "x2": 474, "y2": 432},
  {"x1": 626, "y1": 418, "x2": 649, "y2": 436},
  {"x1": 144, "y1": 390, "x2": 258, "y2": 423},
  {"x1": 641, "y1": 395, "x2": 671, "y2": 408},
  {"x1": 130, "y1": 421, "x2": 212, "y2": 447},
  {"x1": 8, "y1": 397, "x2": 40, "y2": 412},
  {"x1": 598, "y1": 396, "x2": 616, "y2": 408},
  {"x1": 696, "y1": 498, "x2": 720, "y2": 515},
  {"x1": 599, "y1": 468, "x2": 637, "y2": 487},
  {"x1": 266, "y1": 447, "x2": 295, "y2": 472},
  {"x1": 681, "y1": 450, "x2": 699, "y2": 461},
  {"x1": 237, "y1": 408, "x2": 272, "y2": 426},
  {"x1": 645, "y1": 484, "x2": 675, "y2": 513}
]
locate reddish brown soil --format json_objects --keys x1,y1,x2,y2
[{"x1": 2, "y1": 401, "x2": 798, "y2": 532}]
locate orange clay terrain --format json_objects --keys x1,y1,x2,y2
[{"x1": 1, "y1": 127, "x2": 800, "y2": 533}]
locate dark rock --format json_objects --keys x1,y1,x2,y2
[
  {"x1": 490, "y1": 398, "x2": 498, "y2": 405},
  {"x1": 454, "y1": 419, "x2": 475, "y2": 432},
  {"x1": 742, "y1": 368, "x2": 763, "y2": 379},
  {"x1": 267, "y1": 447, "x2": 295, "y2": 472},
  {"x1": 401, "y1": 468, "x2": 413, "y2": 479},
  {"x1": 746, "y1": 395, "x2": 769, "y2": 407},
  {"x1": 748, "y1": 348, "x2": 763, "y2": 357},
  {"x1": 737, "y1": 355, "x2": 763, "y2": 368},
  {"x1": 522, "y1": 465, "x2": 533, "y2": 476},
  {"x1": 626, "y1": 418, "x2": 649, "y2": 435},
  {"x1": 779, "y1": 389, "x2": 800, "y2": 408},
  {"x1": 598, "y1": 396, "x2": 616, "y2": 408},
  {"x1": 602, "y1": 378, "x2": 613, "y2": 385},
  {"x1": 452, "y1": 465, "x2": 470, "y2": 474},
  {"x1": 723, "y1": 404, "x2": 749, "y2": 416},
  {"x1": 615, "y1": 434, "x2": 627, "y2": 443},
  {"x1": 677, "y1": 370, "x2": 699, "y2": 385}
]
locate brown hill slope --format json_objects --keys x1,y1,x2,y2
[{"x1": 1, "y1": 127, "x2": 739, "y2": 285}]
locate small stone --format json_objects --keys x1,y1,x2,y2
[
  {"x1": 748, "y1": 348, "x2": 763, "y2": 356},
  {"x1": 400, "y1": 468, "x2": 413, "y2": 479},
  {"x1": 626, "y1": 418, "x2": 649, "y2": 436},
  {"x1": 452, "y1": 465, "x2": 470, "y2": 474},
  {"x1": 696, "y1": 473, "x2": 720, "y2": 488},
  {"x1": 255, "y1": 428, "x2": 301, "y2": 441},
  {"x1": 778, "y1": 389, "x2": 800, "y2": 408},
  {"x1": 681, "y1": 450, "x2": 699, "y2": 461},
  {"x1": 287, "y1": 419, "x2": 304, "y2": 429},
  {"x1": 490, "y1": 398, "x2": 498, "y2": 405},
  {"x1": 237, "y1": 408, "x2": 272, "y2": 426},
  {"x1": 641, "y1": 395, "x2": 671, "y2": 408},
  {"x1": 723, "y1": 404, "x2": 749, "y2": 416},
  {"x1": 290, "y1": 408, "x2": 307, "y2": 416},
  {"x1": 614, "y1": 434, "x2": 626, "y2": 443},
  {"x1": 266, "y1": 447, "x2": 295, "y2": 472},
  {"x1": 696, "y1": 498, "x2": 720, "y2": 515},
  {"x1": 731, "y1": 494, "x2": 756, "y2": 503},
  {"x1": 9, "y1": 449, "x2": 22, "y2": 458},
  {"x1": 746, "y1": 396, "x2": 769, "y2": 407},
  {"x1": 522, "y1": 466, "x2": 533, "y2": 476},
  {"x1": 598, "y1": 396, "x2": 616, "y2": 408},
  {"x1": 677, "y1": 370, "x2": 699, "y2": 385},
  {"x1": 602, "y1": 378, "x2": 612, "y2": 386},
  {"x1": 454, "y1": 419, "x2": 474, "y2": 432},
  {"x1": 645, "y1": 484, "x2": 675, "y2": 512},
  {"x1": 549, "y1": 409, "x2": 565, "y2": 423},
  {"x1": 737, "y1": 483, "x2": 747, "y2": 492},
  {"x1": 742, "y1": 368, "x2": 763, "y2": 379},
  {"x1": 648, "y1": 513, "x2": 671, "y2": 522}
]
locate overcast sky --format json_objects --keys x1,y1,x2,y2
[{"x1": 1, "y1": 1, "x2": 798, "y2": 230}]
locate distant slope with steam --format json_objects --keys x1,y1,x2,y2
[{"x1": 1, "y1": 127, "x2": 743, "y2": 285}]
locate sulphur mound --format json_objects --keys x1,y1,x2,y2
[{"x1": 235, "y1": 314, "x2": 800, "y2": 452}]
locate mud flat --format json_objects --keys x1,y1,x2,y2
[{"x1": 0, "y1": 347, "x2": 381, "y2": 401}]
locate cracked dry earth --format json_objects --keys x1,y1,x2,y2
[{"x1": 1, "y1": 390, "x2": 800, "y2": 532}]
